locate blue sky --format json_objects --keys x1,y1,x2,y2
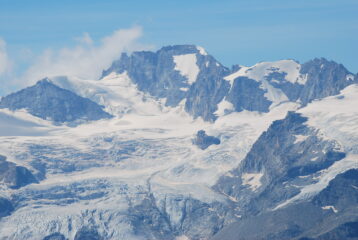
[{"x1": 0, "y1": 0, "x2": 357, "y2": 95}]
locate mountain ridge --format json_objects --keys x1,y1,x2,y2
[{"x1": 2, "y1": 45, "x2": 356, "y2": 124}]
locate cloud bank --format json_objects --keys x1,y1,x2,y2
[{"x1": 22, "y1": 26, "x2": 150, "y2": 85}]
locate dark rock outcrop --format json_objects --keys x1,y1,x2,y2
[
  {"x1": 0, "y1": 197, "x2": 14, "y2": 218},
  {"x1": 74, "y1": 227, "x2": 102, "y2": 240},
  {"x1": 0, "y1": 155, "x2": 38, "y2": 189},
  {"x1": 226, "y1": 76, "x2": 272, "y2": 112},
  {"x1": 43, "y1": 232, "x2": 67, "y2": 240},
  {"x1": 192, "y1": 130, "x2": 221, "y2": 150}
]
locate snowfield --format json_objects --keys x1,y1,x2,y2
[{"x1": 173, "y1": 54, "x2": 200, "y2": 85}]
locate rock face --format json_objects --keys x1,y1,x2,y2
[
  {"x1": 74, "y1": 227, "x2": 102, "y2": 240},
  {"x1": 192, "y1": 130, "x2": 221, "y2": 150},
  {"x1": 102, "y1": 45, "x2": 230, "y2": 121},
  {"x1": 0, "y1": 155, "x2": 38, "y2": 189},
  {"x1": 126, "y1": 192, "x2": 232, "y2": 240},
  {"x1": 226, "y1": 77, "x2": 272, "y2": 112},
  {"x1": 0, "y1": 197, "x2": 14, "y2": 218},
  {"x1": 298, "y1": 58, "x2": 356, "y2": 105},
  {"x1": 43, "y1": 233, "x2": 67, "y2": 240},
  {"x1": 0, "y1": 79, "x2": 112, "y2": 123},
  {"x1": 301, "y1": 221, "x2": 358, "y2": 240},
  {"x1": 211, "y1": 169, "x2": 358, "y2": 240}
]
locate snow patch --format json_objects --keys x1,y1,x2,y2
[
  {"x1": 242, "y1": 173, "x2": 264, "y2": 191},
  {"x1": 224, "y1": 60, "x2": 306, "y2": 85},
  {"x1": 196, "y1": 46, "x2": 207, "y2": 56},
  {"x1": 294, "y1": 134, "x2": 308, "y2": 144},
  {"x1": 173, "y1": 54, "x2": 200, "y2": 84},
  {"x1": 346, "y1": 74, "x2": 354, "y2": 81},
  {"x1": 260, "y1": 78, "x2": 289, "y2": 108},
  {"x1": 176, "y1": 236, "x2": 190, "y2": 240},
  {"x1": 215, "y1": 100, "x2": 234, "y2": 117},
  {"x1": 224, "y1": 66, "x2": 249, "y2": 85},
  {"x1": 322, "y1": 205, "x2": 338, "y2": 213},
  {"x1": 180, "y1": 87, "x2": 189, "y2": 92},
  {"x1": 224, "y1": 60, "x2": 300, "y2": 108}
]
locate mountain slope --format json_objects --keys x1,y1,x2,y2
[{"x1": 211, "y1": 169, "x2": 358, "y2": 240}]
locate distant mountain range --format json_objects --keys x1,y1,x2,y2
[{"x1": 0, "y1": 45, "x2": 357, "y2": 240}]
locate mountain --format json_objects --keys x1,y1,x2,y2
[
  {"x1": 0, "y1": 79, "x2": 112, "y2": 124},
  {"x1": 0, "y1": 45, "x2": 357, "y2": 240}
]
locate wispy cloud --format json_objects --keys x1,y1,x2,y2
[{"x1": 21, "y1": 26, "x2": 150, "y2": 86}]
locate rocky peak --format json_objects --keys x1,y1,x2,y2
[{"x1": 0, "y1": 79, "x2": 112, "y2": 123}]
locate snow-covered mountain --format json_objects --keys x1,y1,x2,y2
[{"x1": 0, "y1": 45, "x2": 357, "y2": 240}]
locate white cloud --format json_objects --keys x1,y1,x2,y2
[
  {"x1": 22, "y1": 26, "x2": 151, "y2": 85},
  {"x1": 76, "y1": 32, "x2": 94, "y2": 46},
  {"x1": 0, "y1": 38, "x2": 11, "y2": 76}
]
